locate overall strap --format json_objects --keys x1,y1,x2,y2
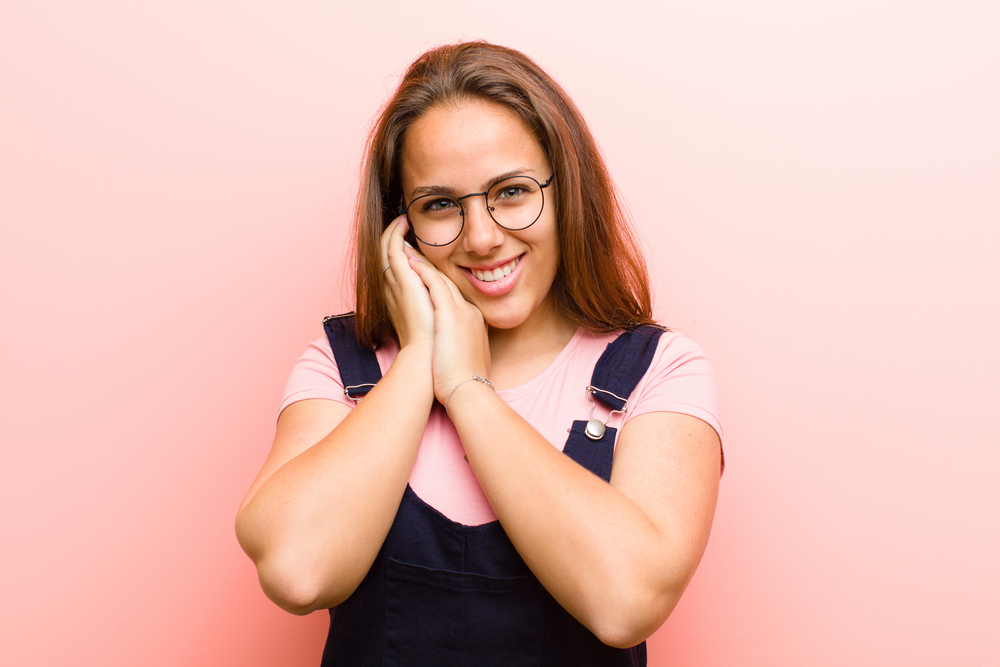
[
  {"x1": 322, "y1": 313, "x2": 382, "y2": 400},
  {"x1": 563, "y1": 325, "x2": 666, "y2": 483},
  {"x1": 589, "y1": 325, "x2": 665, "y2": 411}
]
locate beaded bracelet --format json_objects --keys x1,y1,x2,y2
[{"x1": 445, "y1": 375, "x2": 495, "y2": 420}]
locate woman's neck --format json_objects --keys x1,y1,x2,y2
[{"x1": 486, "y1": 299, "x2": 577, "y2": 390}]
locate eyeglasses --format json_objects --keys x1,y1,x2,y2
[{"x1": 399, "y1": 173, "x2": 555, "y2": 247}]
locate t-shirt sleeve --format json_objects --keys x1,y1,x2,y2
[
  {"x1": 625, "y1": 332, "x2": 723, "y2": 443},
  {"x1": 278, "y1": 334, "x2": 355, "y2": 415}
]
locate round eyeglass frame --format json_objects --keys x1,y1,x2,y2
[{"x1": 398, "y1": 173, "x2": 555, "y2": 247}]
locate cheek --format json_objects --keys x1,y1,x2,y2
[{"x1": 527, "y1": 223, "x2": 561, "y2": 267}]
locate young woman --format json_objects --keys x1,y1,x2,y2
[{"x1": 237, "y1": 41, "x2": 723, "y2": 666}]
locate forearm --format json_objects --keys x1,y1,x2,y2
[
  {"x1": 448, "y1": 382, "x2": 710, "y2": 646},
  {"x1": 236, "y1": 344, "x2": 435, "y2": 613}
]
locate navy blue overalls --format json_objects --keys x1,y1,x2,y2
[{"x1": 320, "y1": 314, "x2": 665, "y2": 667}]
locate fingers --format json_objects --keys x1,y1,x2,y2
[
  {"x1": 380, "y1": 215, "x2": 407, "y2": 282},
  {"x1": 414, "y1": 258, "x2": 465, "y2": 304},
  {"x1": 408, "y1": 256, "x2": 485, "y2": 339},
  {"x1": 407, "y1": 253, "x2": 459, "y2": 311},
  {"x1": 440, "y1": 270, "x2": 467, "y2": 304},
  {"x1": 380, "y1": 216, "x2": 436, "y2": 349},
  {"x1": 382, "y1": 216, "x2": 428, "y2": 295}
]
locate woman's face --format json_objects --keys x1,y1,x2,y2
[{"x1": 400, "y1": 99, "x2": 562, "y2": 333}]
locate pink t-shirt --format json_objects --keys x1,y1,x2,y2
[{"x1": 280, "y1": 328, "x2": 722, "y2": 526}]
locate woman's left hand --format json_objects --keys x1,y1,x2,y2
[{"x1": 407, "y1": 255, "x2": 491, "y2": 405}]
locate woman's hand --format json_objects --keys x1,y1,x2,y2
[
  {"x1": 381, "y1": 216, "x2": 434, "y2": 350},
  {"x1": 407, "y1": 254, "x2": 491, "y2": 406}
]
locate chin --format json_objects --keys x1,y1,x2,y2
[
  {"x1": 477, "y1": 301, "x2": 537, "y2": 331},
  {"x1": 483, "y1": 315, "x2": 525, "y2": 331}
]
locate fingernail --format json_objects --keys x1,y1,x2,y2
[{"x1": 404, "y1": 240, "x2": 414, "y2": 248}]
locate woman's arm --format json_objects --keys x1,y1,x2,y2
[
  {"x1": 236, "y1": 217, "x2": 436, "y2": 614},
  {"x1": 410, "y1": 255, "x2": 720, "y2": 648},
  {"x1": 449, "y1": 387, "x2": 720, "y2": 648},
  {"x1": 235, "y1": 346, "x2": 434, "y2": 614}
]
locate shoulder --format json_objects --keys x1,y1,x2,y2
[
  {"x1": 626, "y1": 328, "x2": 723, "y2": 443},
  {"x1": 278, "y1": 315, "x2": 399, "y2": 415},
  {"x1": 650, "y1": 328, "x2": 716, "y2": 374},
  {"x1": 563, "y1": 326, "x2": 711, "y2": 380}
]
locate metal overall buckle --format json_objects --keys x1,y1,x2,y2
[
  {"x1": 583, "y1": 386, "x2": 628, "y2": 440},
  {"x1": 343, "y1": 384, "x2": 376, "y2": 402}
]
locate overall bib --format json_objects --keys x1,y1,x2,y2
[{"x1": 320, "y1": 315, "x2": 664, "y2": 667}]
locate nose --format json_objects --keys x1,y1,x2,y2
[{"x1": 460, "y1": 196, "x2": 505, "y2": 255}]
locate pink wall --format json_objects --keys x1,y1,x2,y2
[{"x1": 2, "y1": 1, "x2": 998, "y2": 665}]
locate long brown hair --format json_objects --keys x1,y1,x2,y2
[{"x1": 353, "y1": 41, "x2": 654, "y2": 348}]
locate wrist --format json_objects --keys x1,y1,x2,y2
[
  {"x1": 387, "y1": 344, "x2": 434, "y2": 390},
  {"x1": 445, "y1": 375, "x2": 495, "y2": 420},
  {"x1": 398, "y1": 331, "x2": 435, "y2": 352}
]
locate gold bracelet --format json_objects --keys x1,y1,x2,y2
[{"x1": 445, "y1": 375, "x2": 494, "y2": 420}]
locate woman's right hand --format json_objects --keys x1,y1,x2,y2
[{"x1": 381, "y1": 215, "x2": 434, "y2": 350}]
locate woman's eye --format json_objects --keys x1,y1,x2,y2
[
  {"x1": 424, "y1": 198, "x2": 457, "y2": 213},
  {"x1": 496, "y1": 185, "x2": 528, "y2": 200}
]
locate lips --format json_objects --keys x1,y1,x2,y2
[
  {"x1": 462, "y1": 254, "x2": 525, "y2": 297},
  {"x1": 470, "y1": 256, "x2": 520, "y2": 282}
]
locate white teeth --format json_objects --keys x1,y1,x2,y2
[{"x1": 472, "y1": 257, "x2": 519, "y2": 282}]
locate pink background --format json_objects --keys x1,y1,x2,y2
[{"x1": 2, "y1": 1, "x2": 998, "y2": 665}]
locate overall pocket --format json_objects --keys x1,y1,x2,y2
[{"x1": 383, "y1": 558, "x2": 545, "y2": 667}]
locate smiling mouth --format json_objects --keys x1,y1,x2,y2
[{"x1": 470, "y1": 256, "x2": 521, "y2": 282}]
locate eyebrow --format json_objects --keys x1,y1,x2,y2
[{"x1": 408, "y1": 168, "x2": 536, "y2": 199}]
